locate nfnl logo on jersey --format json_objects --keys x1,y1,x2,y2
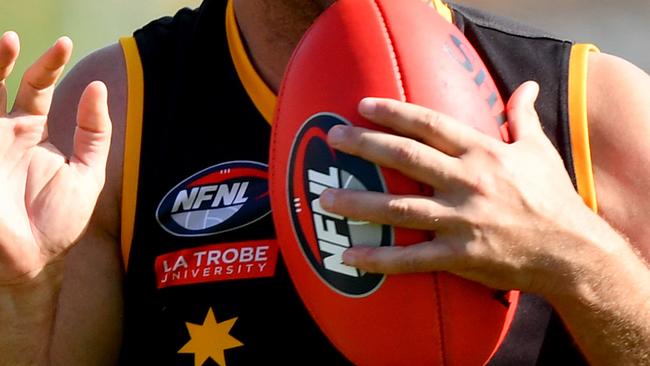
[
  {"x1": 288, "y1": 113, "x2": 392, "y2": 296},
  {"x1": 156, "y1": 161, "x2": 271, "y2": 237}
]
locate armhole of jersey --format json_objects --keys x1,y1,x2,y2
[
  {"x1": 431, "y1": 0, "x2": 453, "y2": 23},
  {"x1": 568, "y1": 43, "x2": 599, "y2": 212},
  {"x1": 225, "y1": 0, "x2": 276, "y2": 124},
  {"x1": 119, "y1": 36, "x2": 145, "y2": 271}
]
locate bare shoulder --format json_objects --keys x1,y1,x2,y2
[
  {"x1": 50, "y1": 42, "x2": 127, "y2": 231},
  {"x1": 48, "y1": 43, "x2": 127, "y2": 365},
  {"x1": 587, "y1": 52, "x2": 650, "y2": 127},
  {"x1": 587, "y1": 52, "x2": 650, "y2": 258}
]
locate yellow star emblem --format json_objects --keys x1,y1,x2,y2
[{"x1": 178, "y1": 307, "x2": 244, "y2": 366}]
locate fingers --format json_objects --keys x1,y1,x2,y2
[
  {"x1": 358, "y1": 97, "x2": 494, "y2": 156},
  {"x1": 70, "y1": 81, "x2": 112, "y2": 188},
  {"x1": 327, "y1": 125, "x2": 463, "y2": 189},
  {"x1": 342, "y1": 240, "x2": 458, "y2": 274},
  {"x1": 506, "y1": 81, "x2": 543, "y2": 141},
  {"x1": 12, "y1": 36, "x2": 73, "y2": 116},
  {"x1": 0, "y1": 31, "x2": 20, "y2": 116},
  {"x1": 320, "y1": 188, "x2": 456, "y2": 230},
  {"x1": 0, "y1": 31, "x2": 19, "y2": 80}
]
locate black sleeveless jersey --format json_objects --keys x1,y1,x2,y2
[{"x1": 117, "y1": 0, "x2": 597, "y2": 364}]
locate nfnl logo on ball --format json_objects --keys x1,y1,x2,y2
[
  {"x1": 156, "y1": 161, "x2": 271, "y2": 237},
  {"x1": 288, "y1": 113, "x2": 392, "y2": 296}
]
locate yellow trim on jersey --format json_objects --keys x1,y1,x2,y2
[
  {"x1": 225, "y1": 0, "x2": 276, "y2": 124},
  {"x1": 430, "y1": 0, "x2": 453, "y2": 23},
  {"x1": 225, "y1": 0, "x2": 453, "y2": 123},
  {"x1": 119, "y1": 36, "x2": 145, "y2": 270},
  {"x1": 568, "y1": 43, "x2": 599, "y2": 212}
]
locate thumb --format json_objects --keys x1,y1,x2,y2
[
  {"x1": 70, "y1": 81, "x2": 112, "y2": 188},
  {"x1": 506, "y1": 81, "x2": 543, "y2": 141},
  {"x1": 0, "y1": 31, "x2": 20, "y2": 116}
]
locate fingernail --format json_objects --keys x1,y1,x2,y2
[
  {"x1": 319, "y1": 189, "x2": 335, "y2": 209},
  {"x1": 526, "y1": 81, "x2": 540, "y2": 103},
  {"x1": 55, "y1": 36, "x2": 72, "y2": 47},
  {"x1": 3, "y1": 31, "x2": 17, "y2": 40},
  {"x1": 358, "y1": 98, "x2": 377, "y2": 117},
  {"x1": 342, "y1": 249, "x2": 358, "y2": 265},
  {"x1": 327, "y1": 125, "x2": 347, "y2": 145}
]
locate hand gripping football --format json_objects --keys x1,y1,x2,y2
[{"x1": 269, "y1": 0, "x2": 517, "y2": 364}]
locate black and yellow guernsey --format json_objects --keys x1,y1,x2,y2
[{"x1": 117, "y1": 0, "x2": 596, "y2": 364}]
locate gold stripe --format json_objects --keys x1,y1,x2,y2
[
  {"x1": 431, "y1": 0, "x2": 453, "y2": 23},
  {"x1": 224, "y1": 0, "x2": 452, "y2": 124},
  {"x1": 225, "y1": 0, "x2": 276, "y2": 124},
  {"x1": 568, "y1": 43, "x2": 599, "y2": 212},
  {"x1": 118, "y1": 36, "x2": 145, "y2": 270}
]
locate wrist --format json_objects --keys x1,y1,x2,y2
[
  {"x1": 0, "y1": 261, "x2": 64, "y2": 365},
  {"x1": 0, "y1": 261, "x2": 64, "y2": 330},
  {"x1": 540, "y1": 216, "x2": 634, "y2": 304},
  {"x1": 537, "y1": 218, "x2": 650, "y2": 365},
  {"x1": 0, "y1": 259, "x2": 64, "y2": 294},
  {"x1": 533, "y1": 205, "x2": 650, "y2": 317},
  {"x1": 0, "y1": 259, "x2": 64, "y2": 308}
]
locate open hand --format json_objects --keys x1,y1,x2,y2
[{"x1": 0, "y1": 32, "x2": 111, "y2": 284}]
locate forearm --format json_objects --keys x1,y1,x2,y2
[
  {"x1": 545, "y1": 220, "x2": 650, "y2": 366},
  {"x1": 0, "y1": 261, "x2": 64, "y2": 366}
]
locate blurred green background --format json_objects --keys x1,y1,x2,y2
[{"x1": 0, "y1": 0, "x2": 201, "y2": 106}]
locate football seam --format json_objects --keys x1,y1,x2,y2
[
  {"x1": 434, "y1": 272, "x2": 448, "y2": 366},
  {"x1": 370, "y1": 1, "x2": 447, "y2": 364},
  {"x1": 369, "y1": 0, "x2": 407, "y2": 102},
  {"x1": 272, "y1": 1, "x2": 459, "y2": 363}
]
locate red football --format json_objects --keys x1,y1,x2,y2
[{"x1": 269, "y1": 0, "x2": 517, "y2": 364}]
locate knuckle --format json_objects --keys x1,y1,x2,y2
[
  {"x1": 463, "y1": 236, "x2": 486, "y2": 259},
  {"x1": 467, "y1": 140, "x2": 498, "y2": 161},
  {"x1": 421, "y1": 109, "x2": 443, "y2": 132},
  {"x1": 42, "y1": 61, "x2": 62, "y2": 73},
  {"x1": 486, "y1": 145, "x2": 509, "y2": 167},
  {"x1": 387, "y1": 198, "x2": 410, "y2": 216},
  {"x1": 335, "y1": 127, "x2": 362, "y2": 155},
  {"x1": 460, "y1": 147, "x2": 510, "y2": 195},
  {"x1": 25, "y1": 76, "x2": 51, "y2": 92},
  {"x1": 389, "y1": 246, "x2": 426, "y2": 273},
  {"x1": 386, "y1": 199, "x2": 415, "y2": 226},
  {"x1": 392, "y1": 139, "x2": 421, "y2": 165},
  {"x1": 364, "y1": 260, "x2": 388, "y2": 274},
  {"x1": 399, "y1": 255, "x2": 424, "y2": 273},
  {"x1": 465, "y1": 171, "x2": 494, "y2": 196},
  {"x1": 24, "y1": 66, "x2": 56, "y2": 91}
]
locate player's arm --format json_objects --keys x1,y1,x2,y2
[
  {"x1": 0, "y1": 32, "x2": 125, "y2": 365},
  {"x1": 586, "y1": 52, "x2": 650, "y2": 260},
  {"x1": 47, "y1": 42, "x2": 127, "y2": 365},
  {"x1": 499, "y1": 52, "x2": 650, "y2": 366},
  {"x1": 318, "y1": 79, "x2": 650, "y2": 364},
  {"x1": 550, "y1": 51, "x2": 650, "y2": 365}
]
